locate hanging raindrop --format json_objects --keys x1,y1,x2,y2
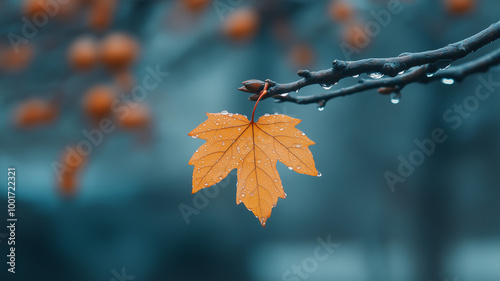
[
  {"x1": 441, "y1": 78, "x2": 455, "y2": 85},
  {"x1": 317, "y1": 106, "x2": 325, "y2": 111},
  {"x1": 390, "y1": 92, "x2": 401, "y2": 104}
]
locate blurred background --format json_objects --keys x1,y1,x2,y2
[{"x1": 0, "y1": 0, "x2": 499, "y2": 280}]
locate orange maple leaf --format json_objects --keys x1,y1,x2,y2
[{"x1": 188, "y1": 83, "x2": 319, "y2": 226}]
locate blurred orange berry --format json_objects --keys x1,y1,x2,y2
[
  {"x1": 329, "y1": 0, "x2": 354, "y2": 22},
  {"x1": 119, "y1": 103, "x2": 151, "y2": 130},
  {"x1": 22, "y1": 0, "x2": 46, "y2": 17},
  {"x1": 0, "y1": 44, "x2": 34, "y2": 72},
  {"x1": 88, "y1": 0, "x2": 117, "y2": 31},
  {"x1": 272, "y1": 18, "x2": 293, "y2": 43},
  {"x1": 100, "y1": 32, "x2": 140, "y2": 71},
  {"x1": 289, "y1": 44, "x2": 315, "y2": 68},
  {"x1": 181, "y1": 0, "x2": 211, "y2": 13},
  {"x1": 57, "y1": 145, "x2": 86, "y2": 198},
  {"x1": 83, "y1": 85, "x2": 116, "y2": 119},
  {"x1": 61, "y1": 145, "x2": 87, "y2": 170},
  {"x1": 114, "y1": 70, "x2": 135, "y2": 92},
  {"x1": 60, "y1": 171, "x2": 77, "y2": 197},
  {"x1": 68, "y1": 36, "x2": 99, "y2": 71},
  {"x1": 444, "y1": 0, "x2": 475, "y2": 15},
  {"x1": 56, "y1": 0, "x2": 82, "y2": 20},
  {"x1": 23, "y1": 0, "x2": 82, "y2": 19},
  {"x1": 222, "y1": 8, "x2": 259, "y2": 42},
  {"x1": 342, "y1": 22, "x2": 370, "y2": 49},
  {"x1": 79, "y1": 0, "x2": 93, "y2": 5},
  {"x1": 14, "y1": 98, "x2": 57, "y2": 128}
]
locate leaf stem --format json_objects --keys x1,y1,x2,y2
[{"x1": 251, "y1": 82, "x2": 269, "y2": 122}]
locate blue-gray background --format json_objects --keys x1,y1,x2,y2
[{"x1": 1, "y1": 0, "x2": 500, "y2": 280}]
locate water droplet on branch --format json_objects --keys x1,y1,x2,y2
[
  {"x1": 369, "y1": 72, "x2": 384, "y2": 79},
  {"x1": 434, "y1": 59, "x2": 453, "y2": 70},
  {"x1": 320, "y1": 84, "x2": 333, "y2": 90}
]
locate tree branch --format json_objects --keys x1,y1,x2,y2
[
  {"x1": 275, "y1": 48, "x2": 500, "y2": 105},
  {"x1": 240, "y1": 21, "x2": 500, "y2": 106}
]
